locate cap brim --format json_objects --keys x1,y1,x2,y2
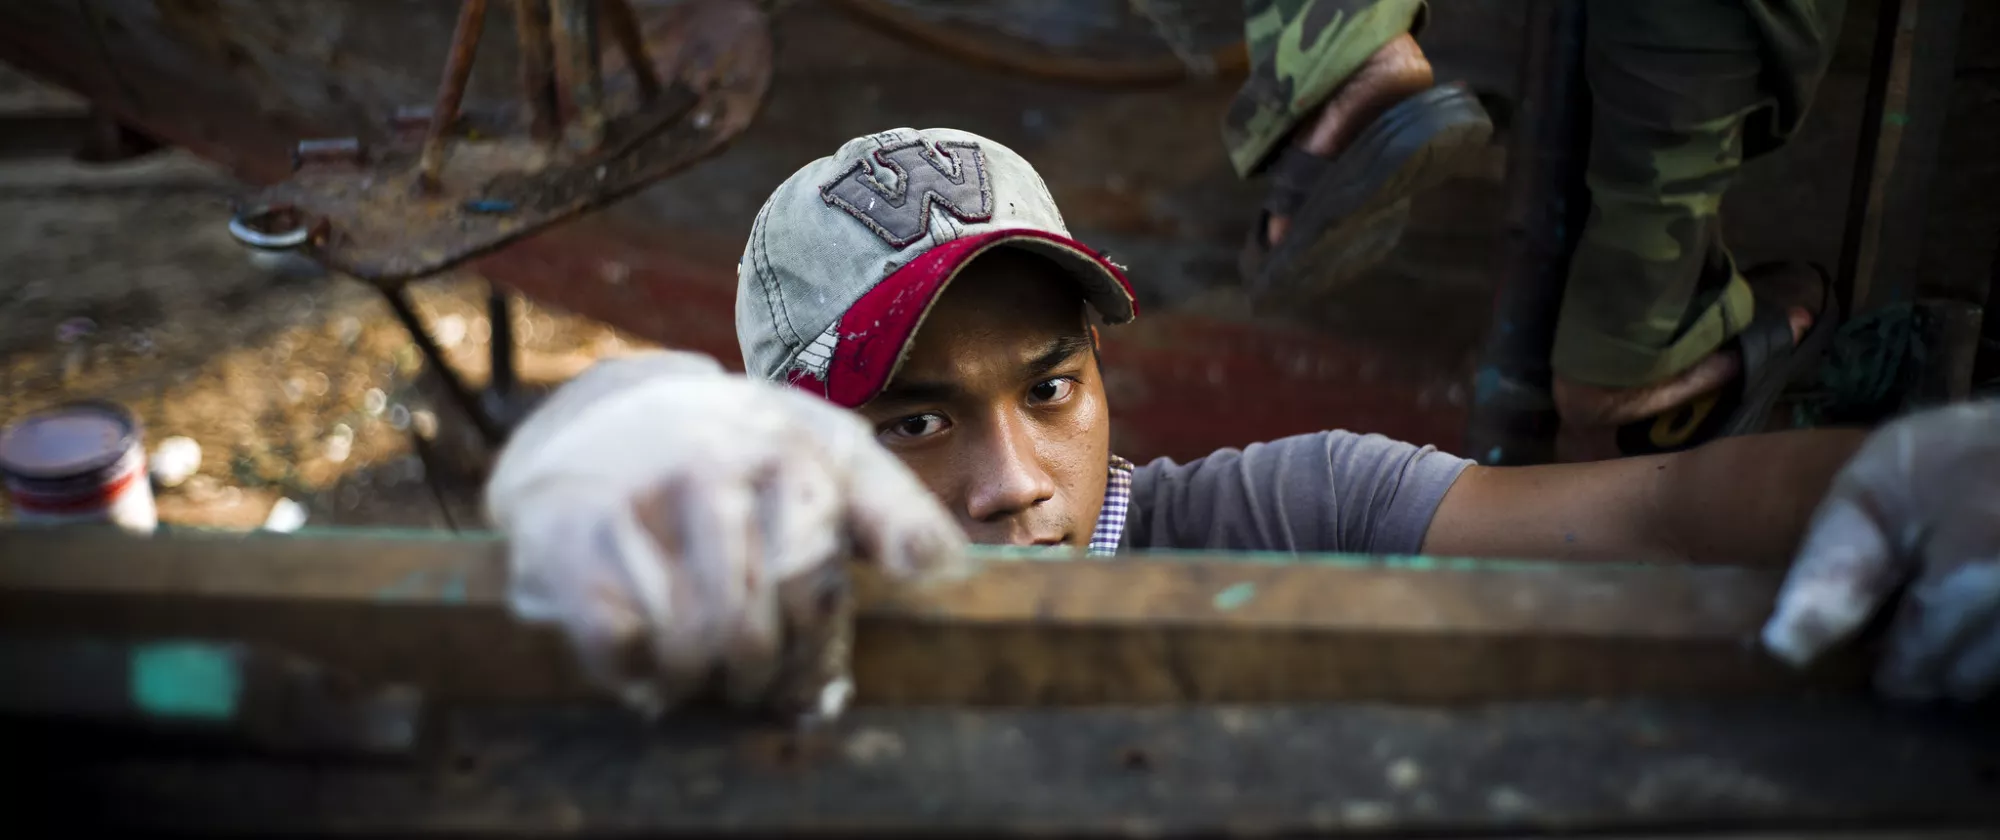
[{"x1": 814, "y1": 228, "x2": 1137, "y2": 408}]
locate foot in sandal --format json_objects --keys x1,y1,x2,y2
[{"x1": 1240, "y1": 34, "x2": 1492, "y2": 300}]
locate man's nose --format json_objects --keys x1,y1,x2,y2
[{"x1": 963, "y1": 412, "x2": 1056, "y2": 523}]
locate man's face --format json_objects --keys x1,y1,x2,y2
[{"x1": 856, "y1": 250, "x2": 1112, "y2": 550}]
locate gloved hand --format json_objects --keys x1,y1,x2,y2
[
  {"x1": 1762, "y1": 399, "x2": 2000, "y2": 701},
  {"x1": 484, "y1": 351, "x2": 966, "y2": 722}
]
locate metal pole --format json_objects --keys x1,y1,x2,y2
[
  {"x1": 1836, "y1": 0, "x2": 1911, "y2": 317},
  {"x1": 513, "y1": 0, "x2": 561, "y2": 142},
  {"x1": 550, "y1": 0, "x2": 605, "y2": 151},
  {"x1": 488, "y1": 287, "x2": 517, "y2": 400},
  {"x1": 601, "y1": 0, "x2": 663, "y2": 102},
  {"x1": 417, "y1": 0, "x2": 491, "y2": 191},
  {"x1": 1462, "y1": 0, "x2": 1591, "y2": 466},
  {"x1": 380, "y1": 287, "x2": 508, "y2": 446}
]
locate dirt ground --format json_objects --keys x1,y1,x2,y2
[{"x1": 0, "y1": 69, "x2": 650, "y2": 533}]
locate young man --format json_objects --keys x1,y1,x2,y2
[{"x1": 488, "y1": 128, "x2": 2000, "y2": 721}]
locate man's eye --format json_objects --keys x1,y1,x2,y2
[
  {"x1": 883, "y1": 413, "x2": 949, "y2": 440},
  {"x1": 1029, "y1": 377, "x2": 1076, "y2": 404}
]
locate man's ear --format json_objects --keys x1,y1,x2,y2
[{"x1": 1089, "y1": 325, "x2": 1101, "y2": 353}]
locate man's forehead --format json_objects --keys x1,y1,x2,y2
[
  {"x1": 897, "y1": 317, "x2": 1090, "y2": 374},
  {"x1": 916, "y1": 279, "x2": 1087, "y2": 357},
  {"x1": 872, "y1": 251, "x2": 1093, "y2": 399},
  {"x1": 882, "y1": 316, "x2": 1091, "y2": 404},
  {"x1": 933, "y1": 250, "x2": 1088, "y2": 320}
]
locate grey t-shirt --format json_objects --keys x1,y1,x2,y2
[{"x1": 1118, "y1": 431, "x2": 1474, "y2": 555}]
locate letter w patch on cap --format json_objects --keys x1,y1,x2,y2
[{"x1": 819, "y1": 139, "x2": 993, "y2": 248}]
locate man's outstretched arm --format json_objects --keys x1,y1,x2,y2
[
  {"x1": 1420, "y1": 429, "x2": 1868, "y2": 566},
  {"x1": 1428, "y1": 403, "x2": 2000, "y2": 701}
]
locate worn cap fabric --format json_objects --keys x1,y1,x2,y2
[{"x1": 736, "y1": 127, "x2": 1138, "y2": 408}]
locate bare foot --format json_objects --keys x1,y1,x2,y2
[
  {"x1": 1553, "y1": 305, "x2": 1816, "y2": 462},
  {"x1": 1266, "y1": 33, "x2": 1434, "y2": 247}
]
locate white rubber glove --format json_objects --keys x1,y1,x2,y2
[
  {"x1": 484, "y1": 351, "x2": 966, "y2": 721},
  {"x1": 1762, "y1": 399, "x2": 2000, "y2": 702}
]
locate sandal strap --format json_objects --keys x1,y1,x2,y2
[
  {"x1": 1739, "y1": 262, "x2": 1835, "y2": 379},
  {"x1": 1262, "y1": 146, "x2": 1330, "y2": 217},
  {"x1": 1720, "y1": 263, "x2": 1837, "y2": 437},
  {"x1": 1736, "y1": 298, "x2": 1796, "y2": 386}
]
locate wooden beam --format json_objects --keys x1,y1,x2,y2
[
  {"x1": 0, "y1": 528, "x2": 1864, "y2": 705},
  {"x1": 12, "y1": 701, "x2": 2000, "y2": 836}
]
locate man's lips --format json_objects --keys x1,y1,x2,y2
[
  {"x1": 965, "y1": 526, "x2": 1071, "y2": 548},
  {"x1": 976, "y1": 533, "x2": 1067, "y2": 547}
]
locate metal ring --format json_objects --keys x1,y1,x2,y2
[{"x1": 228, "y1": 205, "x2": 311, "y2": 251}]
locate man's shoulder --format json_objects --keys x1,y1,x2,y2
[
  {"x1": 1128, "y1": 429, "x2": 1429, "y2": 483},
  {"x1": 1122, "y1": 430, "x2": 1472, "y2": 554}
]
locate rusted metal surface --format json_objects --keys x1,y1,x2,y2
[
  {"x1": 474, "y1": 219, "x2": 1476, "y2": 462},
  {"x1": 0, "y1": 0, "x2": 1512, "y2": 461},
  {"x1": 0, "y1": 527, "x2": 1868, "y2": 706},
  {"x1": 417, "y1": 0, "x2": 493, "y2": 192},
  {"x1": 13, "y1": 702, "x2": 1999, "y2": 836},
  {"x1": 4, "y1": 0, "x2": 1918, "y2": 467},
  {"x1": 602, "y1": 0, "x2": 664, "y2": 102},
  {"x1": 71, "y1": 106, "x2": 163, "y2": 164},
  {"x1": 292, "y1": 136, "x2": 366, "y2": 169},
  {"x1": 550, "y1": 0, "x2": 607, "y2": 152},
  {"x1": 831, "y1": 0, "x2": 1249, "y2": 85},
  {"x1": 0, "y1": 1, "x2": 306, "y2": 184},
  {"x1": 237, "y1": 0, "x2": 771, "y2": 283},
  {"x1": 512, "y1": 0, "x2": 561, "y2": 141},
  {"x1": 0, "y1": 0, "x2": 765, "y2": 289}
]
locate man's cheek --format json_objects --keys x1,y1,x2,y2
[
  {"x1": 1054, "y1": 447, "x2": 1111, "y2": 545},
  {"x1": 1072, "y1": 386, "x2": 1109, "y2": 436},
  {"x1": 889, "y1": 449, "x2": 963, "y2": 517}
]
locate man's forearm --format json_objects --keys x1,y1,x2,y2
[
  {"x1": 1648, "y1": 428, "x2": 1867, "y2": 566},
  {"x1": 1423, "y1": 428, "x2": 1868, "y2": 566}
]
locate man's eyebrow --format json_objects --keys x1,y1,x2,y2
[
  {"x1": 873, "y1": 333, "x2": 1093, "y2": 408},
  {"x1": 1026, "y1": 333, "x2": 1095, "y2": 378},
  {"x1": 870, "y1": 379, "x2": 960, "y2": 409}
]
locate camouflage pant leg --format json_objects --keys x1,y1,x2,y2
[
  {"x1": 1551, "y1": 0, "x2": 1846, "y2": 388},
  {"x1": 1221, "y1": 0, "x2": 1427, "y2": 178}
]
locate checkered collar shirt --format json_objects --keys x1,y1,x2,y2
[{"x1": 1089, "y1": 455, "x2": 1135, "y2": 556}]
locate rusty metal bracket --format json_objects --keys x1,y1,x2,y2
[{"x1": 235, "y1": 0, "x2": 772, "y2": 284}]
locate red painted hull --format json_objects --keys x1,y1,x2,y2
[{"x1": 475, "y1": 217, "x2": 1468, "y2": 464}]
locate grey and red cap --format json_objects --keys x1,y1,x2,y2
[{"x1": 734, "y1": 127, "x2": 1138, "y2": 408}]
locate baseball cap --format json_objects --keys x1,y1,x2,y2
[{"x1": 736, "y1": 127, "x2": 1138, "y2": 408}]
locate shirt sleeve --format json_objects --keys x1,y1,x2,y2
[{"x1": 1120, "y1": 431, "x2": 1473, "y2": 555}]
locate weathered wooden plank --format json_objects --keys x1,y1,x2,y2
[
  {"x1": 8, "y1": 701, "x2": 2000, "y2": 836},
  {"x1": 0, "y1": 528, "x2": 1865, "y2": 705}
]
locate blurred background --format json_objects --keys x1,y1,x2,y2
[{"x1": 1, "y1": 0, "x2": 1994, "y2": 532}]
